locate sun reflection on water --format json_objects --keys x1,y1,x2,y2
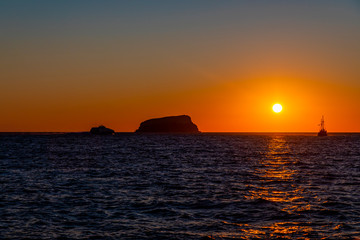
[
  {"x1": 218, "y1": 221, "x2": 315, "y2": 239},
  {"x1": 246, "y1": 136, "x2": 302, "y2": 203},
  {"x1": 225, "y1": 135, "x2": 316, "y2": 239}
]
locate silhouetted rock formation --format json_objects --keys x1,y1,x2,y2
[
  {"x1": 90, "y1": 125, "x2": 115, "y2": 135},
  {"x1": 136, "y1": 115, "x2": 200, "y2": 133}
]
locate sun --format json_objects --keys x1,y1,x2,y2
[{"x1": 272, "y1": 103, "x2": 282, "y2": 113}]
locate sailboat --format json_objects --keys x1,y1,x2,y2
[{"x1": 317, "y1": 115, "x2": 327, "y2": 136}]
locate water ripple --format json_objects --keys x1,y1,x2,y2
[{"x1": 0, "y1": 133, "x2": 359, "y2": 239}]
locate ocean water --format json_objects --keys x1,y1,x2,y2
[{"x1": 0, "y1": 133, "x2": 359, "y2": 239}]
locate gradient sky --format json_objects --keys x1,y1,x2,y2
[{"x1": 1, "y1": 0, "x2": 359, "y2": 132}]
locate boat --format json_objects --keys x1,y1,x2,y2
[{"x1": 317, "y1": 116, "x2": 327, "y2": 136}]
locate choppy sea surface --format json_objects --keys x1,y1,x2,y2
[{"x1": 0, "y1": 133, "x2": 359, "y2": 239}]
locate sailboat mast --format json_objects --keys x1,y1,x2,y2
[
  {"x1": 320, "y1": 115, "x2": 325, "y2": 130},
  {"x1": 317, "y1": 115, "x2": 327, "y2": 136}
]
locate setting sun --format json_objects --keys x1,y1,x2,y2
[{"x1": 273, "y1": 104, "x2": 283, "y2": 113}]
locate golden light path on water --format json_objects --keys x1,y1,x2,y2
[
  {"x1": 242, "y1": 136, "x2": 314, "y2": 238},
  {"x1": 210, "y1": 135, "x2": 317, "y2": 239}
]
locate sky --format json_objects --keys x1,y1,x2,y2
[{"x1": 1, "y1": 0, "x2": 359, "y2": 132}]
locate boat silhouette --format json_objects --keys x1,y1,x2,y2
[{"x1": 317, "y1": 116, "x2": 327, "y2": 136}]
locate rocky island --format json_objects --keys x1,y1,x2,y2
[
  {"x1": 90, "y1": 125, "x2": 115, "y2": 135},
  {"x1": 135, "y1": 115, "x2": 200, "y2": 133}
]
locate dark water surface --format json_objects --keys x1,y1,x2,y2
[{"x1": 0, "y1": 133, "x2": 359, "y2": 239}]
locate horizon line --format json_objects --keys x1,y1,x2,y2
[{"x1": 0, "y1": 131, "x2": 359, "y2": 134}]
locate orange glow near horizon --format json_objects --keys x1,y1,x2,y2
[{"x1": 1, "y1": 75, "x2": 360, "y2": 133}]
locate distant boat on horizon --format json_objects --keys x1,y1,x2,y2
[{"x1": 318, "y1": 115, "x2": 327, "y2": 136}]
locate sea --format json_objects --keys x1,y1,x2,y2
[{"x1": 0, "y1": 133, "x2": 359, "y2": 239}]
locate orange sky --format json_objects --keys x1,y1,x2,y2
[{"x1": 1, "y1": 1, "x2": 359, "y2": 132}]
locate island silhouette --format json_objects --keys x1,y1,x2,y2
[
  {"x1": 90, "y1": 125, "x2": 115, "y2": 135},
  {"x1": 88, "y1": 115, "x2": 328, "y2": 135},
  {"x1": 135, "y1": 115, "x2": 200, "y2": 133}
]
